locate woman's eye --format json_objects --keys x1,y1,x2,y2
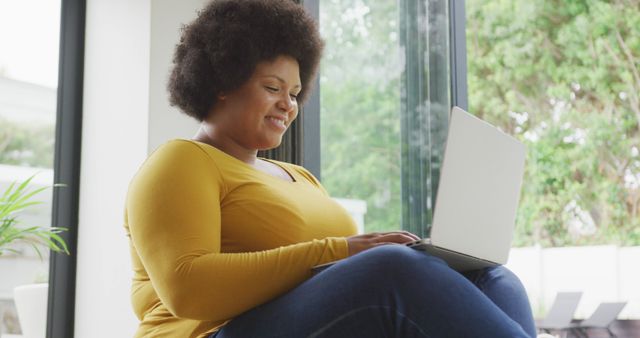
[
  {"x1": 265, "y1": 86, "x2": 278, "y2": 92},
  {"x1": 290, "y1": 93, "x2": 298, "y2": 99}
]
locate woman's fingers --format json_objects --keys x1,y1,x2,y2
[
  {"x1": 377, "y1": 232, "x2": 420, "y2": 244},
  {"x1": 373, "y1": 241, "x2": 398, "y2": 247},
  {"x1": 397, "y1": 231, "x2": 421, "y2": 241},
  {"x1": 360, "y1": 231, "x2": 419, "y2": 241},
  {"x1": 346, "y1": 231, "x2": 422, "y2": 256}
]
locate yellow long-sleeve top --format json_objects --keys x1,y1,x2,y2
[{"x1": 124, "y1": 139, "x2": 358, "y2": 338}]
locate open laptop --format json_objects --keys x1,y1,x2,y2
[
  {"x1": 313, "y1": 106, "x2": 526, "y2": 273},
  {"x1": 404, "y1": 107, "x2": 526, "y2": 271}
]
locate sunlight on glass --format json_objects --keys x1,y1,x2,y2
[
  {"x1": 320, "y1": 0, "x2": 402, "y2": 234},
  {"x1": 467, "y1": 0, "x2": 640, "y2": 321},
  {"x1": 0, "y1": 0, "x2": 61, "y2": 334},
  {"x1": 466, "y1": 0, "x2": 640, "y2": 247}
]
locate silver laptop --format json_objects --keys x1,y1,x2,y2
[
  {"x1": 312, "y1": 106, "x2": 525, "y2": 273},
  {"x1": 405, "y1": 106, "x2": 526, "y2": 271}
]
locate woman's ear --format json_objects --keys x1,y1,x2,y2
[{"x1": 217, "y1": 92, "x2": 227, "y2": 100}]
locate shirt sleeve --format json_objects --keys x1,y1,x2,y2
[{"x1": 126, "y1": 141, "x2": 349, "y2": 321}]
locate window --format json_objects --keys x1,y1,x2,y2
[
  {"x1": 0, "y1": 0, "x2": 61, "y2": 334},
  {"x1": 0, "y1": 1, "x2": 84, "y2": 336},
  {"x1": 466, "y1": 0, "x2": 639, "y2": 319},
  {"x1": 319, "y1": 0, "x2": 453, "y2": 237}
]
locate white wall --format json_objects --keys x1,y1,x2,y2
[
  {"x1": 507, "y1": 245, "x2": 640, "y2": 320},
  {"x1": 0, "y1": 77, "x2": 57, "y2": 124},
  {"x1": 75, "y1": 0, "x2": 151, "y2": 335},
  {"x1": 148, "y1": 0, "x2": 203, "y2": 153},
  {"x1": 76, "y1": 1, "x2": 208, "y2": 337}
]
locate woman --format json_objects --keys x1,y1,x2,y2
[{"x1": 124, "y1": 0, "x2": 537, "y2": 337}]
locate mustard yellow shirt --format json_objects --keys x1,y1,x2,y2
[{"x1": 124, "y1": 139, "x2": 357, "y2": 338}]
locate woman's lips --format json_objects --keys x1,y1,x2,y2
[{"x1": 265, "y1": 116, "x2": 287, "y2": 132}]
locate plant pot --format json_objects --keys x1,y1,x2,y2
[{"x1": 13, "y1": 283, "x2": 48, "y2": 338}]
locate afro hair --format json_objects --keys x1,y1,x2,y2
[{"x1": 167, "y1": 0, "x2": 324, "y2": 121}]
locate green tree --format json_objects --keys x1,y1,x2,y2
[
  {"x1": 320, "y1": 0, "x2": 640, "y2": 246},
  {"x1": 320, "y1": 0, "x2": 402, "y2": 232},
  {"x1": 467, "y1": 0, "x2": 640, "y2": 246},
  {"x1": 0, "y1": 117, "x2": 55, "y2": 168}
]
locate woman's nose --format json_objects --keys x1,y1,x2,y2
[{"x1": 277, "y1": 94, "x2": 296, "y2": 112}]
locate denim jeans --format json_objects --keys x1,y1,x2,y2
[{"x1": 210, "y1": 245, "x2": 536, "y2": 338}]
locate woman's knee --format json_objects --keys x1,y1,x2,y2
[
  {"x1": 483, "y1": 266, "x2": 524, "y2": 286},
  {"x1": 475, "y1": 265, "x2": 529, "y2": 297},
  {"x1": 323, "y1": 245, "x2": 452, "y2": 306},
  {"x1": 342, "y1": 244, "x2": 448, "y2": 280}
]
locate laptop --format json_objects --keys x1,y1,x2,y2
[{"x1": 313, "y1": 106, "x2": 526, "y2": 273}]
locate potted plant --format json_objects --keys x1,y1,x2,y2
[{"x1": 0, "y1": 175, "x2": 68, "y2": 338}]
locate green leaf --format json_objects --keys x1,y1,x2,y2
[{"x1": 0, "y1": 174, "x2": 69, "y2": 258}]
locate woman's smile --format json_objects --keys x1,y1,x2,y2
[
  {"x1": 194, "y1": 55, "x2": 302, "y2": 160},
  {"x1": 265, "y1": 115, "x2": 288, "y2": 132}
]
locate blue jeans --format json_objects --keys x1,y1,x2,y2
[{"x1": 210, "y1": 245, "x2": 536, "y2": 338}]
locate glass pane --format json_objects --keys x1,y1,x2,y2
[
  {"x1": 399, "y1": 0, "x2": 450, "y2": 238},
  {"x1": 0, "y1": 0, "x2": 61, "y2": 334},
  {"x1": 466, "y1": 0, "x2": 640, "y2": 248},
  {"x1": 320, "y1": 0, "x2": 402, "y2": 234},
  {"x1": 466, "y1": 0, "x2": 640, "y2": 319},
  {"x1": 319, "y1": 0, "x2": 450, "y2": 236}
]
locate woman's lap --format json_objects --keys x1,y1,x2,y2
[{"x1": 211, "y1": 245, "x2": 535, "y2": 338}]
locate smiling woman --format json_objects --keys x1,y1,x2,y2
[
  {"x1": 193, "y1": 56, "x2": 302, "y2": 160},
  {"x1": 124, "y1": 1, "x2": 536, "y2": 337}
]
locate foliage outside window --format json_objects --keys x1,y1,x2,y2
[
  {"x1": 320, "y1": 0, "x2": 403, "y2": 233},
  {"x1": 320, "y1": 0, "x2": 452, "y2": 236},
  {"x1": 0, "y1": 0, "x2": 61, "y2": 333},
  {"x1": 0, "y1": 117, "x2": 55, "y2": 168},
  {"x1": 467, "y1": 0, "x2": 640, "y2": 247}
]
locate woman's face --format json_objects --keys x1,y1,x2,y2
[{"x1": 207, "y1": 55, "x2": 301, "y2": 151}]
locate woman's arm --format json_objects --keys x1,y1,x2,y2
[{"x1": 126, "y1": 141, "x2": 349, "y2": 321}]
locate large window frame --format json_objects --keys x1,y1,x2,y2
[
  {"x1": 260, "y1": 0, "x2": 322, "y2": 178},
  {"x1": 42, "y1": 0, "x2": 466, "y2": 334},
  {"x1": 449, "y1": 0, "x2": 468, "y2": 111},
  {"x1": 46, "y1": 0, "x2": 85, "y2": 337},
  {"x1": 402, "y1": 0, "x2": 469, "y2": 236},
  {"x1": 292, "y1": 0, "x2": 468, "y2": 236}
]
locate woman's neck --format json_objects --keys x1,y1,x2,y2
[{"x1": 192, "y1": 125, "x2": 258, "y2": 165}]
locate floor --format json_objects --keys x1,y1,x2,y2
[{"x1": 540, "y1": 320, "x2": 640, "y2": 338}]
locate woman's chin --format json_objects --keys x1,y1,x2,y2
[{"x1": 257, "y1": 138, "x2": 283, "y2": 151}]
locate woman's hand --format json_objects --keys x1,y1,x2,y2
[{"x1": 346, "y1": 231, "x2": 421, "y2": 256}]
